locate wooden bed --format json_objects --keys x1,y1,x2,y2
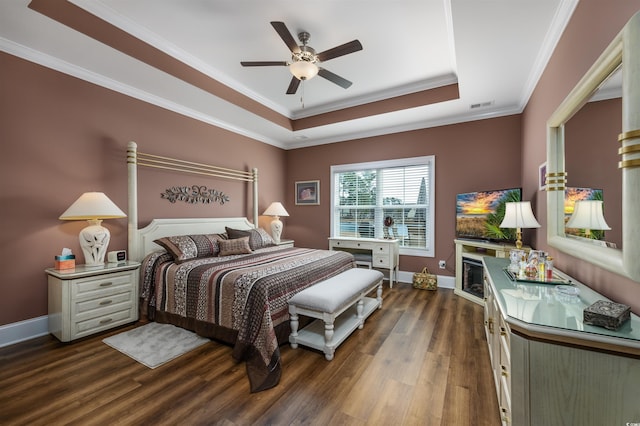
[{"x1": 126, "y1": 142, "x2": 355, "y2": 392}]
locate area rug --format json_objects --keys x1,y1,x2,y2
[{"x1": 103, "y1": 322, "x2": 209, "y2": 368}]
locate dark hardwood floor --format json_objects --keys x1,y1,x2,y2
[{"x1": 0, "y1": 285, "x2": 500, "y2": 425}]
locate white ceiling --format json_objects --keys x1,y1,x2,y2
[{"x1": 0, "y1": 0, "x2": 578, "y2": 149}]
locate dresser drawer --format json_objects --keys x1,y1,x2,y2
[{"x1": 71, "y1": 271, "x2": 135, "y2": 300}]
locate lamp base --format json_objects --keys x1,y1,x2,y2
[
  {"x1": 79, "y1": 219, "x2": 110, "y2": 265},
  {"x1": 515, "y1": 228, "x2": 523, "y2": 249},
  {"x1": 270, "y1": 217, "x2": 283, "y2": 245}
]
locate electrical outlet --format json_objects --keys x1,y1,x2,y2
[{"x1": 438, "y1": 260, "x2": 446, "y2": 269}]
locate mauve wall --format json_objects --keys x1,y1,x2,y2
[
  {"x1": 284, "y1": 115, "x2": 523, "y2": 276},
  {"x1": 523, "y1": 1, "x2": 640, "y2": 313},
  {"x1": 0, "y1": 53, "x2": 286, "y2": 326}
]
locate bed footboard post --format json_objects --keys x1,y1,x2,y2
[
  {"x1": 127, "y1": 141, "x2": 139, "y2": 260},
  {"x1": 252, "y1": 167, "x2": 259, "y2": 228}
]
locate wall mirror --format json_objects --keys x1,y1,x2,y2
[
  {"x1": 564, "y1": 67, "x2": 621, "y2": 249},
  {"x1": 546, "y1": 11, "x2": 640, "y2": 281}
]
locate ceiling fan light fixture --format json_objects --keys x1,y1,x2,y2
[{"x1": 289, "y1": 60, "x2": 318, "y2": 80}]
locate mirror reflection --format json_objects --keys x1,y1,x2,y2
[{"x1": 563, "y1": 67, "x2": 622, "y2": 249}]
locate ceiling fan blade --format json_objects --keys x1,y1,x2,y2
[
  {"x1": 241, "y1": 61, "x2": 288, "y2": 67},
  {"x1": 317, "y1": 40, "x2": 363, "y2": 62},
  {"x1": 318, "y1": 68, "x2": 352, "y2": 89},
  {"x1": 271, "y1": 21, "x2": 301, "y2": 54},
  {"x1": 286, "y1": 76, "x2": 301, "y2": 94}
]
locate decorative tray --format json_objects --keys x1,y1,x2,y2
[{"x1": 503, "y1": 268, "x2": 572, "y2": 285}]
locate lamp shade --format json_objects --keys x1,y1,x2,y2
[
  {"x1": 289, "y1": 61, "x2": 319, "y2": 80},
  {"x1": 263, "y1": 202, "x2": 289, "y2": 218},
  {"x1": 566, "y1": 200, "x2": 610, "y2": 230},
  {"x1": 59, "y1": 192, "x2": 126, "y2": 220},
  {"x1": 499, "y1": 202, "x2": 541, "y2": 229}
]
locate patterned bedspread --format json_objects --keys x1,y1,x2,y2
[{"x1": 140, "y1": 246, "x2": 354, "y2": 392}]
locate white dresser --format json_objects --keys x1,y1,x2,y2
[
  {"x1": 46, "y1": 261, "x2": 140, "y2": 342},
  {"x1": 328, "y1": 237, "x2": 399, "y2": 287},
  {"x1": 483, "y1": 256, "x2": 640, "y2": 425}
]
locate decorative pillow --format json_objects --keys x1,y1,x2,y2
[
  {"x1": 225, "y1": 227, "x2": 275, "y2": 250},
  {"x1": 154, "y1": 234, "x2": 223, "y2": 263},
  {"x1": 218, "y1": 236, "x2": 252, "y2": 256}
]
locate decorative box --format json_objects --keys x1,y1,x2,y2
[
  {"x1": 583, "y1": 300, "x2": 631, "y2": 330},
  {"x1": 54, "y1": 254, "x2": 76, "y2": 270}
]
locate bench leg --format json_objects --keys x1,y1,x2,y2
[
  {"x1": 324, "y1": 321, "x2": 335, "y2": 361},
  {"x1": 376, "y1": 280, "x2": 383, "y2": 309},
  {"x1": 357, "y1": 299, "x2": 365, "y2": 329},
  {"x1": 289, "y1": 310, "x2": 299, "y2": 349}
]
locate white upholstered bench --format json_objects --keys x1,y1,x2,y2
[{"x1": 288, "y1": 268, "x2": 383, "y2": 361}]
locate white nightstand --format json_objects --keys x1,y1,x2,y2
[
  {"x1": 276, "y1": 239, "x2": 294, "y2": 248},
  {"x1": 46, "y1": 261, "x2": 140, "y2": 342}
]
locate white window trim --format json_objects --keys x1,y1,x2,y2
[{"x1": 330, "y1": 156, "x2": 435, "y2": 257}]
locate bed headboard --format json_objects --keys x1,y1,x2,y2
[
  {"x1": 132, "y1": 217, "x2": 255, "y2": 260},
  {"x1": 126, "y1": 141, "x2": 259, "y2": 261}
]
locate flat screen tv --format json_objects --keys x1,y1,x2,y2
[{"x1": 455, "y1": 188, "x2": 522, "y2": 242}]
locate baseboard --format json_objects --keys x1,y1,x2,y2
[
  {"x1": 397, "y1": 270, "x2": 454, "y2": 289},
  {"x1": 0, "y1": 315, "x2": 49, "y2": 348}
]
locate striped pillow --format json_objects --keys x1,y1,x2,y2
[
  {"x1": 154, "y1": 234, "x2": 223, "y2": 263},
  {"x1": 225, "y1": 227, "x2": 275, "y2": 250}
]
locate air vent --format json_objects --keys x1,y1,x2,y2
[{"x1": 470, "y1": 101, "x2": 494, "y2": 109}]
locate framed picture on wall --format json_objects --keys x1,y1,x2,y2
[
  {"x1": 295, "y1": 180, "x2": 320, "y2": 205},
  {"x1": 539, "y1": 162, "x2": 547, "y2": 191}
]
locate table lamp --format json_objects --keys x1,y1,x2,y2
[
  {"x1": 499, "y1": 201, "x2": 541, "y2": 249},
  {"x1": 59, "y1": 192, "x2": 126, "y2": 265},
  {"x1": 566, "y1": 200, "x2": 610, "y2": 238},
  {"x1": 263, "y1": 202, "x2": 289, "y2": 244}
]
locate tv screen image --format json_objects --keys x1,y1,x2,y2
[
  {"x1": 455, "y1": 188, "x2": 522, "y2": 242},
  {"x1": 564, "y1": 187, "x2": 605, "y2": 240}
]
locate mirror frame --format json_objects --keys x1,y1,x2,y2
[{"x1": 546, "y1": 11, "x2": 640, "y2": 281}]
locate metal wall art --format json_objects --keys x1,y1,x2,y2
[{"x1": 161, "y1": 185, "x2": 230, "y2": 205}]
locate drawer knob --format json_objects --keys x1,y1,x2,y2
[
  {"x1": 99, "y1": 318, "x2": 113, "y2": 325},
  {"x1": 100, "y1": 300, "x2": 113, "y2": 306},
  {"x1": 99, "y1": 282, "x2": 113, "y2": 287}
]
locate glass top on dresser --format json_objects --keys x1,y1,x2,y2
[{"x1": 483, "y1": 256, "x2": 640, "y2": 345}]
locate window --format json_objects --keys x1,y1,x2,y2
[{"x1": 331, "y1": 156, "x2": 435, "y2": 257}]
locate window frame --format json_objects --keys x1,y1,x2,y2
[{"x1": 330, "y1": 156, "x2": 435, "y2": 257}]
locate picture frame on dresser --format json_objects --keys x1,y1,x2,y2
[{"x1": 295, "y1": 180, "x2": 320, "y2": 205}]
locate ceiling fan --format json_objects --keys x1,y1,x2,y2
[{"x1": 241, "y1": 21, "x2": 363, "y2": 95}]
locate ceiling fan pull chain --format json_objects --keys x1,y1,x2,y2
[{"x1": 301, "y1": 80, "x2": 305, "y2": 108}]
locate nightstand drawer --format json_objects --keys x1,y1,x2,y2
[
  {"x1": 72, "y1": 271, "x2": 135, "y2": 299},
  {"x1": 74, "y1": 306, "x2": 136, "y2": 338},
  {"x1": 74, "y1": 291, "x2": 133, "y2": 315}
]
